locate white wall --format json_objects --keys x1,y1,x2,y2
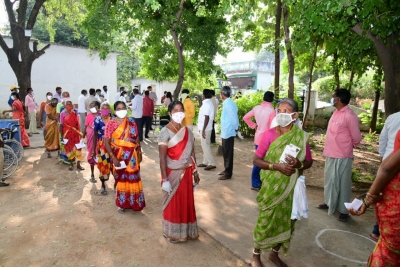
[
  {"x1": 0, "y1": 38, "x2": 118, "y2": 110},
  {"x1": 256, "y1": 71, "x2": 273, "y2": 90},
  {"x1": 131, "y1": 78, "x2": 177, "y2": 105}
]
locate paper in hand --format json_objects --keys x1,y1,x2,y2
[
  {"x1": 279, "y1": 143, "x2": 301, "y2": 163},
  {"x1": 62, "y1": 139, "x2": 68, "y2": 145},
  {"x1": 114, "y1": 161, "x2": 127, "y2": 170},
  {"x1": 344, "y1": 198, "x2": 363, "y2": 211},
  {"x1": 75, "y1": 139, "x2": 86, "y2": 149}
]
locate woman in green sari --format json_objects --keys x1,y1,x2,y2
[{"x1": 251, "y1": 99, "x2": 313, "y2": 267}]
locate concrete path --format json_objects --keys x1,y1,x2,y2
[{"x1": 25, "y1": 130, "x2": 377, "y2": 267}]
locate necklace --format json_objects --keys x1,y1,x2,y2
[{"x1": 169, "y1": 122, "x2": 181, "y2": 132}]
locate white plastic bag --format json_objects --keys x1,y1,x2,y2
[{"x1": 291, "y1": 175, "x2": 308, "y2": 220}]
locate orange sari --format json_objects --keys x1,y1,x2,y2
[
  {"x1": 12, "y1": 100, "x2": 30, "y2": 147},
  {"x1": 369, "y1": 130, "x2": 400, "y2": 266}
]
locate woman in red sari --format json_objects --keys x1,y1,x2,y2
[
  {"x1": 350, "y1": 129, "x2": 400, "y2": 266},
  {"x1": 59, "y1": 101, "x2": 84, "y2": 171},
  {"x1": 158, "y1": 100, "x2": 200, "y2": 243},
  {"x1": 103, "y1": 101, "x2": 145, "y2": 213},
  {"x1": 2, "y1": 92, "x2": 30, "y2": 147}
]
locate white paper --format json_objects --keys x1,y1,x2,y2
[
  {"x1": 279, "y1": 143, "x2": 301, "y2": 163},
  {"x1": 193, "y1": 183, "x2": 198, "y2": 192},
  {"x1": 94, "y1": 156, "x2": 98, "y2": 163},
  {"x1": 114, "y1": 161, "x2": 127, "y2": 170},
  {"x1": 62, "y1": 139, "x2": 68, "y2": 144},
  {"x1": 75, "y1": 139, "x2": 86, "y2": 149},
  {"x1": 344, "y1": 198, "x2": 363, "y2": 211}
]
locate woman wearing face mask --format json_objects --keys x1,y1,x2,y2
[
  {"x1": 83, "y1": 101, "x2": 101, "y2": 183},
  {"x1": 103, "y1": 101, "x2": 145, "y2": 213},
  {"x1": 44, "y1": 98, "x2": 60, "y2": 158},
  {"x1": 59, "y1": 101, "x2": 84, "y2": 171},
  {"x1": 157, "y1": 100, "x2": 200, "y2": 243},
  {"x1": 39, "y1": 92, "x2": 53, "y2": 139},
  {"x1": 2, "y1": 92, "x2": 30, "y2": 147},
  {"x1": 93, "y1": 102, "x2": 112, "y2": 195},
  {"x1": 251, "y1": 99, "x2": 313, "y2": 267}
]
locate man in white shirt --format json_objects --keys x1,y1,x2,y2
[
  {"x1": 77, "y1": 89, "x2": 88, "y2": 133},
  {"x1": 197, "y1": 89, "x2": 216, "y2": 171},
  {"x1": 85, "y1": 88, "x2": 98, "y2": 112},
  {"x1": 115, "y1": 87, "x2": 125, "y2": 102},
  {"x1": 210, "y1": 90, "x2": 219, "y2": 143},
  {"x1": 102, "y1": 85, "x2": 109, "y2": 102},
  {"x1": 130, "y1": 88, "x2": 144, "y2": 141},
  {"x1": 379, "y1": 111, "x2": 400, "y2": 160},
  {"x1": 147, "y1": 86, "x2": 158, "y2": 104}
]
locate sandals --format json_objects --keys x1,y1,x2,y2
[
  {"x1": 117, "y1": 207, "x2": 124, "y2": 214},
  {"x1": 77, "y1": 166, "x2": 85, "y2": 171},
  {"x1": 0, "y1": 182, "x2": 9, "y2": 187},
  {"x1": 338, "y1": 213, "x2": 350, "y2": 222},
  {"x1": 100, "y1": 188, "x2": 107, "y2": 195},
  {"x1": 317, "y1": 203, "x2": 329, "y2": 209},
  {"x1": 251, "y1": 187, "x2": 261, "y2": 192},
  {"x1": 89, "y1": 176, "x2": 97, "y2": 183},
  {"x1": 368, "y1": 234, "x2": 379, "y2": 242},
  {"x1": 68, "y1": 166, "x2": 73, "y2": 171}
]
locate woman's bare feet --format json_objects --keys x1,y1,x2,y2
[
  {"x1": 251, "y1": 249, "x2": 264, "y2": 267},
  {"x1": 269, "y1": 249, "x2": 288, "y2": 267}
]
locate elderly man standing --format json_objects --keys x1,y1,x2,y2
[
  {"x1": 130, "y1": 88, "x2": 144, "y2": 141},
  {"x1": 243, "y1": 91, "x2": 275, "y2": 191},
  {"x1": 25, "y1": 87, "x2": 39, "y2": 136},
  {"x1": 318, "y1": 88, "x2": 362, "y2": 222},
  {"x1": 197, "y1": 89, "x2": 216, "y2": 171},
  {"x1": 218, "y1": 86, "x2": 239, "y2": 180},
  {"x1": 77, "y1": 89, "x2": 87, "y2": 133}
]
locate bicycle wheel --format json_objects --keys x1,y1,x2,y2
[
  {"x1": 4, "y1": 139, "x2": 24, "y2": 161},
  {"x1": 3, "y1": 146, "x2": 18, "y2": 179}
]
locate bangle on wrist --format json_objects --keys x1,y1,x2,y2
[
  {"x1": 362, "y1": 198, "x2": 370, "y2": 208},
  {"x1": 297, "y1": 161, "x2": 304, "y2": 169},
  {"x1": 269, "y1": 163, "x2": 274, "y2": 171}
]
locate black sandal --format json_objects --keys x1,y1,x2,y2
[
  {"x1": 339, "y1": 213, "x2": 350, "y2": 222},
  {"x1": 317, "y1": 203, "x2": 329, "y2": 209},
  {"x1": 77, "y1": 166, "x2": 85, "y2": 171}
]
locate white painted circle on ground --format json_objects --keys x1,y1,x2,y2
[{"x1": 315, "y1": 229, "x2": 376, "y2": 264}]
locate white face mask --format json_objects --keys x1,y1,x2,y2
[
  {"x1": 171, "y1": 111, "x2": 185, "y2": 124},
  {"x1": 115, "y1": 110, "x2": 127, "y2": 118},
  {"x1": 276, "y1": 112, "x2": 295, "y2": 127},
  {"x1": 12, "y1": 96, "x2": 16, "y2": 100},
  {"x1": 62, "y1": 97, "x2": 70, "y2": 103},
  {"x1": 90, "y1": 107, "x2": 97, "y2": 114},
  {"x1": 47, "y1": 95, "x2": 52, "y2": 101}
]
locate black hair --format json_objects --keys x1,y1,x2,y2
[
  {"x1": 96, "y1": 89, "x2": 101, "y2": 93},
  {"x1": 27, "y1": 87, "x2": 33, "y2": 93},
  {"x1": 210, "y1": 90, "x2": 216, "y2": 96},
  {"x1": 11, "y1": 92, "x2": 20, "y2": 100},
  {"x1": 164, "y1": 91, "x2": 167, "y2": 94},
  {"x1": 168, "y1": 100, "x2": 184, "y2": 113},
  {"x1": 120, "y1": 91, "x2": 127, "y2": 97},
  {"x1": 203, "y1": 89, "x2": 212, "y2": 99},
  {"x1": 166, "y1": 92, "x2": 173, "y2": 101},
  {"x1": 90, "y1": 100, "x2": 101, "y2": 109},
  {"x1": 181, "y1": 89, "x2": 190, "y2": 94},
  {"x1": 133, "y1": 89, "x2": 139, "y2": 94},
  {"x1": 114, "y1": 101, "x2": 126, "y2": 111},
  {"x1": 120, "y1": 86, "x2": 125, "y2": 91},
  {"x1": 221, "y1": 86, "x2": 231, "y2": 97},
  {"x1": 264, "y1": 91, "x2": 274, "y2": 102},
  {"x1": 81, "y1": 89, "x2": 87, "y2": 95},
  {"x1": 46, "y1": 92, "x2": 52, "y2": 96},
  {"x1": 334, "y1": 88, "x2": 351, "y2": 105},
  {"x1": 144, "y1": 90, "x2": 150, "y2": 96},
  {"x1": 56, "y1": 86, "x2": 62, "y2": 91},
  {"x1": 89, "y1": 88, "x2": 96, "y2": 95},
  {"x1": 147, "y1": 86, "x2": 152, "y2": 89},
  {"x1": 103, "y1": 85, "x2": 107, "y2": 89}
]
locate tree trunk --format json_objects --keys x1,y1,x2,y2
[
  {"x1": 348, "y1": 70, "x2": 354, "y2": 93},
  {"x1": 370, "y1": 89, "x2": 380, "y2": 133},
  {"x1": 352, "y1": 25, "x2": 400, "y2": 116},
  {"x1": 274, "y1": 0, "x2": 282, "y2": 99},
  {"x1": 167, "y1": 25, "x2": 184, "y2": 100},
  {"x1": 333, "y1": 51, "x2": 340, "y2": 90},
  {"x1": 303, "y1": 40, "x2": 319, "y2": 127},
  {"x1": 283, "y1": 4, "x2": 294, "y2": 99}
]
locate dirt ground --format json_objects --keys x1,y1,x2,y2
[{"x1": 0, "y1": 127, "x2": 380, "y2": 267}]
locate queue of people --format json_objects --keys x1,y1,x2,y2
[{"x1": 2, "y1": 84, "x2": 398, "y2": 266}]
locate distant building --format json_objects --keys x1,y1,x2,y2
[
  {"x1": 0, "y1": 37, "x2": 118, "y2": 110},
  {"x1": 219, "y1": 60, "x2": 274, "y2": 91},
  {"x1": 131, "y1": 78, "x2": 176, "y2": 105}
]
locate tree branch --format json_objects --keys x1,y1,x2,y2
[
  {"x1": 175, "y1": 0, "x2": 185, "y2": 22},
  {"x1": 27, "y1": 0, "x2": 47, "y2": 29},
  {"x1": 17, "y1": 0, "x2": 28, "y2": 28},
  {"x1": 4, "y1": 0, "x2": 17, "y2": 26},
  {"x1": 0, "y1": 35, "x2": 10, "y2": 55},
  {"x1": 33, "y1": 42, "x2": 50, "y2": 59}
]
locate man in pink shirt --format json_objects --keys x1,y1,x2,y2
[
  {"x1": 243, "y1": 91, "x2": 275, "y2": 191},
  {"x1": 25, "y1": 87, "x2": 39, "y2": 136},
  {"x1": 318, "y1": 88, "x2": 362, "y2": 222}
]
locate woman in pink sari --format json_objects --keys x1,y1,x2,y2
[
  {"x1": 2, "y1": 92, "x2": 30, "y2": 147},
  {"x1": 158, "y1": 100, "x2": 200, "y2": 243},
  {"x1": 83, "y1": 100, "x2": 100, "y2": 183}
]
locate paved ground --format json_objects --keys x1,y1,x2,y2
[{"x1": 0, "y1": 129, "x2": 377, "y2": 267}]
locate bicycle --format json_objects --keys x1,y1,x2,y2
[
  {"x1": 1, "y1": 123, "x2": 24, "y2": 162},
  {"x1": 2, "y1": 146, "x2": 18, "y2": 180}
]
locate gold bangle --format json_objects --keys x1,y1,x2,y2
[{"x1": 269, "y1": 163, "x2": 274, "y2": 171}]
